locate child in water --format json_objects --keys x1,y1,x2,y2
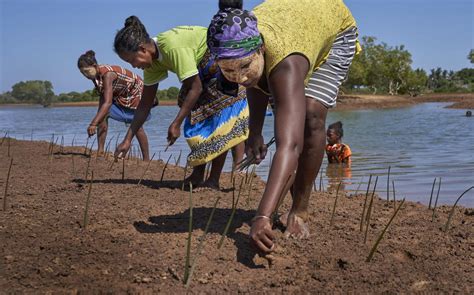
[
  {"x1": 77, "y1": 50, "x2": 150, "y2": 160},
  {"x1": 325, "y1": 121, "x2": 351, "y2": 165}
]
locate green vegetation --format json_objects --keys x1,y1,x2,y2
[
  {"x1": 0, "y1": 82, "x2": 179, "y2": 107},
  {"x1": 343, "y1": 37, "x2": 474, "y2": 95},
  {"x1": 1, "y1": 39, "x2": 473, "y2": 106}
]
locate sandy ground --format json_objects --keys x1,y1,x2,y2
[{"x1": 1, "y1": 139, "x2": 473, "y2": 293}]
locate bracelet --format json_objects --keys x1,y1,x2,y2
[{"x1": 251, "y1": 215, "x2": 272, "y2": 224}]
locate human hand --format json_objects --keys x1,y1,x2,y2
[
  {"x1": 249, "y1": 215, "x2": 275, "y2": 253},
  {"x1": 167, "y1": 122, "x2": 181, "y2": 146},
  {"x1": 246, "y1": 134, "x2": 267, "y2": 165},
  {"x1": 114, "y1": 139, "x2": 131, "y2": 160},
  {"x1": 87, "y1": 124, "x2": 97, "y2": 137}
]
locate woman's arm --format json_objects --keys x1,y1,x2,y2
[
  {"x1": 245, "y1": 87, "x2": 270, "y2": 164},
  {"x1": 115, "y1": 83, "x2": 158, "y2": 157},
  {"x1": 167, "y1": 75, "x2": 202, "y2": 145},
  {"x1": 87, "y1": 72, "x2": 116, "y2": 136},
  {"x1": 250, "y1": 54, "x2": 309, "y2": 253}
]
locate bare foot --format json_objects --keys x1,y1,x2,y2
[
  {"x1": 278, "y1": 212, "x2": 289, "y2": 227},
  {"x1": 179, "y1": 175, "x2": 203, "y2": 190},
  {"x1": 194, "y1": 179, "x2": 220, "y2": 192},
  {"x1": 283, "y1": 213, "x2": 310, "y2": 239}
]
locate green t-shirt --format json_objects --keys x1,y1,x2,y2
[{"x1": 143, "y1": 26, "x2": 208, "y2": 85}]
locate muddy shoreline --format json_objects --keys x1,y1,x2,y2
[
  {"x1": 0, "y1": 139, "x2": 473, "y2": 293},
  {"x1": 1, "y1": 93, "x2": 473, "y2": 110},
  {"x1": 335, "y1": 93, "x2": 474, "y2": 110}
]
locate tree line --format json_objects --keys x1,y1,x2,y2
[
  {"x1": 343, "y1": 37, "x2": 473, "y2": 96},
  {"x1": 1, "y1": 37, "x2": 473, "y2": 107},
  {"x1": 0, "y1": 81, "x2": 180, "y2": 107}
]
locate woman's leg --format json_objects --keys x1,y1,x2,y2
[
  {"x1": 283, "y1": 98, "x2": 328, "y2": 238},
  {"x1": 200, "y1": 150, "x2": 229, "y2": 189},
  {"x1": 135, "y1": 127, "x2": 150, "y2": 161},
  {"x1": 97, "y1": 118, "x2": 108, "y2": 155},
  {"x1": 231, "y1": 141, "x2": 245, "y2": 167},
  {"x1": 186, "y1": 164, "x2": 206, "y2": 187}
]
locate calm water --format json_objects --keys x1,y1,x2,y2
[{"x1": 1, "y1": 103, "x2": 473, "y2": 207}]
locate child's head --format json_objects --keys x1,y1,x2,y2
[
  {"x1": 77, "y1": 50, "x2": 98, "y2": 80},
  {"x1": 327, "y1": 121, "x2": 344, "y2": 145},
  {"x1": 208, "y1": 0, "x2": 265, "y2": 88},
  {"x1": 114, "y1": 16, "x2": 153, "y2": 70}
]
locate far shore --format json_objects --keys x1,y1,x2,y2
[{"x1": 1, "y1": 93, "x2": 472, "y2": 110}]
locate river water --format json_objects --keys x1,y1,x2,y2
[{"x1": 1, "y1": 102, "x2": 473, "y2": 207}]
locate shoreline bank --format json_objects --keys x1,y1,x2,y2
[{"x1": 1, "y1": 93, "x2": 472, "y2": 110}]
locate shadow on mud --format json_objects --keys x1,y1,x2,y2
[{"x1": 134, "y1": 207, "x2": 265, "y2": 268}]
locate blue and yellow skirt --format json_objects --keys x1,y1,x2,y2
[{"x1": 180, "y1": 52, "x2": 249, "y2": 166}]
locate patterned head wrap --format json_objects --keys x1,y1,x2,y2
[{"x1": 207, "y1": 8, "x2": 262, "y2": 59}]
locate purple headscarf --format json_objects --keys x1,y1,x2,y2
[{"x1": 207, "y1": 7, "x2": 262, "y2": 59}]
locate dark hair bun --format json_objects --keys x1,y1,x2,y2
[
  {"x1": 219, "y1": 0, "x2": 243, "y2": 10},
  {"x1": 85, "y1": 50, "x2": 95, "y2": 57},
  {"x1": 124, "y1": 15, "x2": 141, "y2": 28}
]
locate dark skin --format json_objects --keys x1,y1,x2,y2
[
  {"x1": 80, "y1": 65, "x2": 150, "y2": 160},
  {"x1": 219, "y1": 51, "x2": 328, "y2": 253},
  {"x1": 326, "y1": 129, "x2": 351, "y2": 165},
  {"x1": 115, "y1": 41, "x2": 232, "y2": 188}
]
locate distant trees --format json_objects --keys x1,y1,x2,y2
[
  {"x1": 427, "y1": 67, "x2": 474, "y2": 93},
  {"x1": 0, "y1": 82, "x2": 180, "y2": 106},
  {"x1": 343, "y1": 37, "x2": 473, "y2": 96},
  {"x1": 155, "y1": 86, "x2": 179, "y2": 101},
  {"x1": 0, "y1": 80, "x2": 55, "y2": 106},
  {"x1": 1, "y1": 45, "x2": 472, "y2": 106}
]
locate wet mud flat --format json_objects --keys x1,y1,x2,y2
[{"x1": 0, "y1": 139, "x2": 473, "y2": 293}]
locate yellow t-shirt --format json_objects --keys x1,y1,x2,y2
[
  {"x1": 143, "y1": 26, "x2": 208, "y2": 86},
  {"x1": 253, "y1": 0, "x2": 361, "y2": 85}
]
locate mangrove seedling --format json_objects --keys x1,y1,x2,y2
[
  {"x1": 160, "y1": 154, "x2": 173, "y2": 182},
  {"x1": 246, "y1": 164, "x2": 257, "y2": 206},
  {"x1": 218, "y1": 177, "x2": 244, "y2": 249},
  {"x1": 443, "y1": 186, "x2": 474, "y2": 232},
  {"x1": 330, "y1": 181, "x2": 343, "y2": 226},
  {"x1": 183, "y1": 183, "x2": 193, "y2": 284},
  {"x1": 354, "y1": 176, "x2": 364, "y2": 197},
  {"x1": 85, "y1": 154, "x2": 92, "y2": 180},
  {"x1": 428, "y1": 177, "x2": 437, "y2": 209},
  {"x1": 432, "y1": 177, "x2": 441, "y2": 222},
  {"x1": 181, "y1": 163, "x2": 189, "y2": 191},
  {"x1": 185, "y1": 196, "x2": 221, "y2": 287},
  {"x1": 121, "y1": 158, "x2": 125, "y2": 181},
  {"x1": 3, "y1": 158, "x2": 13, "y2": 211},
  {"x1": 137, "y1": 153, "x2": 156, "y2": 186},
  {"x1": 360, "y1": 174, "x2": 373, "y2": 232},
  {"x1": 364, "y1": 176, "x2": 379, "y2": 243},
  {"x1": 386, "y1": 166, "x2": 391, "y2": 202},
  {"x1": 175, "y1": 150, "x2": 182, "y2": 166},
  {"x1": 366, "y1": 199, "x2": 405, "y2": 262},
  {"x1": 82, "y1": 171, "x2": 94, "y2": 229}
]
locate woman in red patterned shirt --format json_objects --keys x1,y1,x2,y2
[{"x1": 78, "y1": 50, "x2": 150, "y2": 160}]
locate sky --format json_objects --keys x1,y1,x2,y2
[{"x1": 1, "y1": 0, "x2": 472, "y2": 94}]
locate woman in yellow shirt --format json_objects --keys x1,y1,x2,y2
[{"x1": 208, "y1": 0, "x2": 360, "y2": 252}]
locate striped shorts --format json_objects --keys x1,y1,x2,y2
[{"x1": 305, "y1": 27, "x2": 358, "y2": 108}]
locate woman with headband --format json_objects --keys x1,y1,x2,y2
[{"x1": 208, "y1": 0, "x2": 360, "y2": 252}]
